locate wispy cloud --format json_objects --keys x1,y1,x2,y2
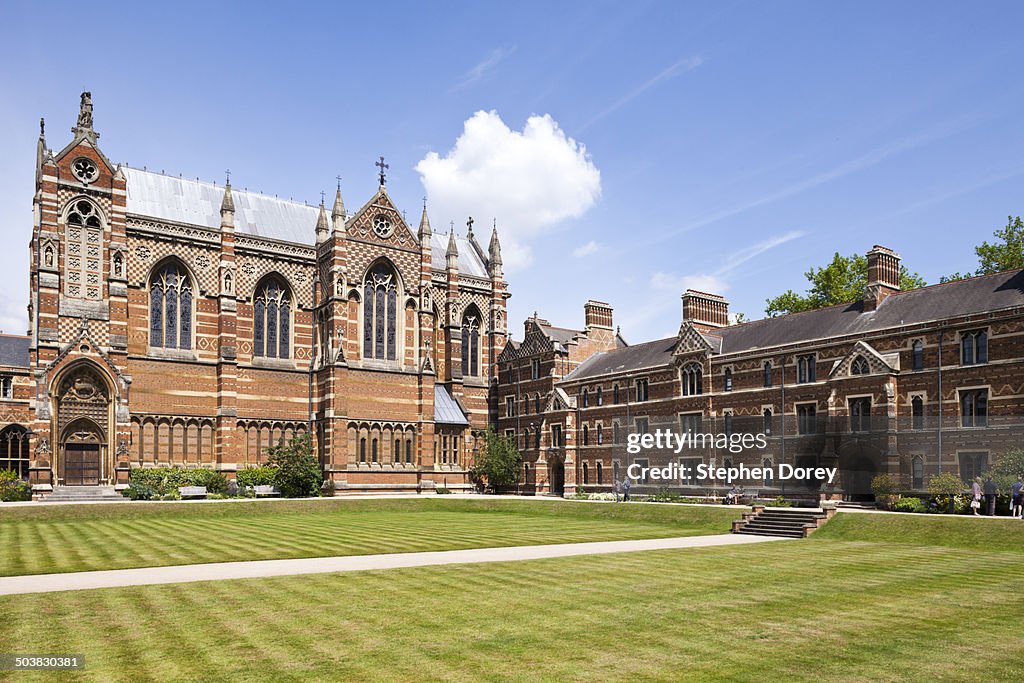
[
  {"x1": 572, "y1": 240, "x2": 601, "y2": 258},
  {"x1": 580, "y1": 55, "x2": 703, "y2": 131},
  {"x1": 643, "y1": 113, "x2": 982, "y2": 247},
  {"x1": 650, "y1": 230, "x2": 804, "y2": 294},
  {"x1": 451, "y1": 46, "x2": 517, "y2": 92}
]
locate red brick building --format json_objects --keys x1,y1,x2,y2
[
  {"x1": 498, "y1": 247, "x2": 1024, "y2": 501},
  {"x1": 0, "y1": 93, "x2": 509, "y2": 496}
]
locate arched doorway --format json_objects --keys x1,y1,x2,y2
[
  {"x1": 62, "y1": 419, "x2": 104, "y2": 486},
  {"x1": 838, "y1": 441, "x2": 881, "y2": 502},
  {"x1": 53, "y1": 363, "x2": 112, "y2": 486},
  {"x1": 548, "y1": 454, "x2": 565, "y2": 497}
]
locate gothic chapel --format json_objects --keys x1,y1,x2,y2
[{"x1": 1, "y1": 93, "x2": 508, "y2": 496}]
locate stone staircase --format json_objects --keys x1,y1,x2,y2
[
  {"x1": 732, "y1": 505, "x2": 836, "y2": 538},
  {"x1": 45, "y1": 486, "x2": 127, "y2": 503}
]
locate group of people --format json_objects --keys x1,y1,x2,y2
[
  {"x1": 612, "y1": 478, "x2": 632, "y2": 502},
  {"x1": 970, "y1": 476, "x2": 1024, "y2": 517}
]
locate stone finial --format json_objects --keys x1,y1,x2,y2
[
  {"x1": 446, "y1": 228, "x2": 459, "y2": 259},
  {"x1": 488, "y1": 221, "x2": 503, "y2": 276},
  {"x1": 332, "y1": 183, "x2": 346, "y2": 220},
  {"x1": 418, "y1": 199, "x2": 432, "y2": 239},
  {"x1": 220, "y1": 182, "x2": 235, "y2": 214},
  {"x1": 316, "y1": 200, "x2": 329, "y2": 244}
]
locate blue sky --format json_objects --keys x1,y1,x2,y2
[{"x1": 1, "y1": 1, "x2": 1023, "y2": 342}]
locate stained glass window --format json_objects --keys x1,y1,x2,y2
[
  {"x1": 149, "y1": 262, "x2": 192, "y2": 350},
  {"x1": 254, "y1": 278, "x2": 290, "y2": 358},
  {"x1": 363, "y1": 262, "x2": 400, "y2": 361}
]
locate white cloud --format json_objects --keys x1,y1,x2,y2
[
  {"x1": 451, "y1": 46, "x2": 517, "y2": 91},
  {"x1": 417, "y1": 111, "x2": 601, "y2": 271},
  {"x1": 573, "y1": 240, "x2": 601, "y2": 258}
]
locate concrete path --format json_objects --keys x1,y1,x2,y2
[{"x1": 0, "y1": 533, "x2": 780, "y2": 596}]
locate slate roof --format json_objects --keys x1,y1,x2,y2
[
  {"x1": 434, "y1": 384, "x2": 469, "y2": 425},
  {"x1": 564, "y1": 336, "x2": 677, "y2": 381},
  {"x1": 124, "y1": 167, "x2": 320, "y2": 244},
  {"x1": 0, "y1": 335, "x2": 30, "y2": 368},
  {"x1": 716, "y1": 269, "x2": 1024, "y2": 354},
  {"x1": 564, "y1": 269, "x2": 1024, "y2": 381},
  {"x1": 125, "y1": 168, "x2": 492, "y2": 277},
  {"x1": 429, "y1": 234, "x2": 489, "y2": 278}
]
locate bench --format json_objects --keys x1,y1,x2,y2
[
  {"x1": 254, "y1": 485, "x2": 281, "y2": 498},
  {"x1": 178, "y1": 486, "x2": 208, "y2": 499}
]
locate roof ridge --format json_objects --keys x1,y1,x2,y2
[{"x1": 124, "y1": 166, "x2": 318, "y2": 209}]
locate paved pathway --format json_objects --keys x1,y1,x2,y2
[{"x1": 0, "y1": 533, "x2": 780, "y2": 596}]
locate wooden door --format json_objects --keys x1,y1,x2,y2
[{"x1": 65, "y1": 444, "x2": 100, "y2": 486}]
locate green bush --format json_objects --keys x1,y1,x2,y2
[
  {"x1": 128, "y1": 467, "x2": 229, "y2": 497},
  {"x1": 892, "y1": 496, "x2": 927, "y2": 513},
  {"x1": 236, "y1": 466, "x2": 279, "y2": 488},
  {"x1": 123, "y1": 482, "x2": 155, "y2": 501},
  {"x1": 871, "y1": 474, "x2": 901, "y2": 496},
  {"x1": 0, "y1": 469, "x2": 32, "y2": 502},
  {"x1": 266, "y1": 434, "x2": 322, "y2": 498}
]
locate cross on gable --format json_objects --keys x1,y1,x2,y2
[{"x1": 376, "y1": 156, "x2": 389, "y2": 186}]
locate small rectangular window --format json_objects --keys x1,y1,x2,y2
[{"x1": 849, "y1": 398, "x2": 871, "y2": 432}]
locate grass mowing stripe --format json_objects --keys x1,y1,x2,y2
[{"x1": 1, "y1": 499, "x2": 737, "y2": 576}]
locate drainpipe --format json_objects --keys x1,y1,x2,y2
[
  {"x1": 780, "y1": 354, "x2": 786, "y2": 499},
  {"x1": 936, "y1": 330, "x2": 943, "y2": 474}
]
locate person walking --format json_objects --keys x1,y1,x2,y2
[
  {"x1": 613, "y1": 478, "x2": 622, "y2": 503},
  {"x1": 971, "y1": 478, "x2": 982, "y2": 515},
  {"x1": 622, "y1": 477, "x2": 632, "y2": 502},
  {"x1": 984, "y1": 476, "x2": 998, "y2": 516},
  {"x1": 1011, "y1": 477, "x2": 1023, "y2": 519}
]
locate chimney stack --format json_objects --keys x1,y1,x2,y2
[
  {"x1": 681, "y1": 290, "x2": 729, "y2": 330},
  {"x1": 584, "y1": 300, "x2": 613, "y2": 330},
  {"x1": 864, "y1": 245, "x2": 901, "y2": 311}
]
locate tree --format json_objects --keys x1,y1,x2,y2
[
  {"x1": 470, "y1": 428, "x2": 522, "y2": 492},
  {"x1": 765, "y1": 252, "x2": 926, "y2": 317},
  {"x1": 266, "y1": 433, "x2": 322, "y2": 498},
  {"x1": 942, "y1": 215, "x2": 1024, "y2": 282},
  {"x1": 987, "y1": 448, "x2": 1024, "y2": 491}
]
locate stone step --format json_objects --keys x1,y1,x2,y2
[{"x1": 735, "y1": 528, "x2": 803, "y2": 538}]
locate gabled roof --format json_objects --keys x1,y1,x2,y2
[
  {"x1": 434, "y1": 384, "x2": 469, "y2": 425},
  {"x1": 715, "y1": 269, "x2": 1024, "y2": 355},
  {"x1": 124, "y1": 167, "x2": 319, "y2": 245},
  {"x1": 564, "y1": 336, "x2": 677, "y2": 382},
  {"x1": 0, "y1": 335, "x2": 30, "y2": 368}
]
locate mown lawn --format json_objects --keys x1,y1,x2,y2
[
  {"x1": 2, "y1": 513, "x2": 1021, "y2": 682},
  {"x1": 0, "y1": 498, "x2": 737, "y2": 577}
]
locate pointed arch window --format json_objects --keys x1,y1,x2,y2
[
  {"x1": 682, "y1": 363, "x2": 703, "y2": 396},
  {"x1": 254, "y1": 277, "x2": 291, "y2": 358},
  {"x1": 763, "y1": 361, "x2": 772, "y2": 388},
  {"x1": 64, "y1": 199, "x2": 104, "y2": 300},
  {"x1": 912, "y1": 340, "x2": 924, "y2": 371},
  {"x1": 150, "y1": 262, "x2": 193, "y2": 350},
  {"x1": 363, "y1": 262, "x2": 399, "y2": 361},
  {"x1": 461, "y1": 308, "x2": 481, "y2": 376},
  {"x1": 851, "y1": 355, "x2": 870, "y2": 375}
]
